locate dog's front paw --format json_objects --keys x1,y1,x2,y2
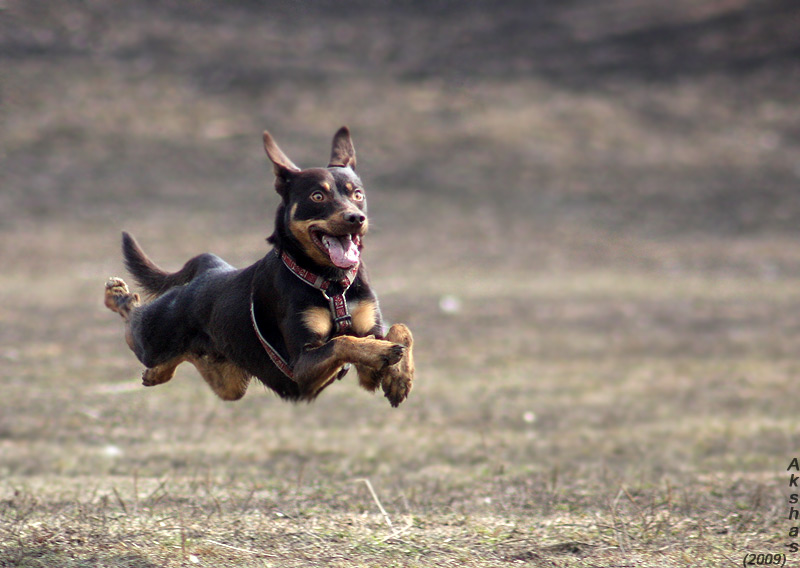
[
  {"x1": 382, "y1": 343, "x2": 405, "y2": 368},
  {"x1": 380, "y1": 323, "x2": 415, "y2": 407},
  {"x1": 357, "y1": 340, "x2": 404, "y2": 370},
  {"x1": 381, "y1": 358, "x2": 413, "y2": 408}
]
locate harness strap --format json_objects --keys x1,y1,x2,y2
[
  {"x1": 328, "y1": 292, "x2": 351, "y2": 334},
  {"x1": 250, "y1": 296, "x2": 295, "y2": 379},
  {"x1": 281, "y1": 251, "x2": 358, "y2": 335},
  {"x1": 250, "y1": 251, "x2": 360, "y2": 379}
]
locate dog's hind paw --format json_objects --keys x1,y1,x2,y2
[
  {"x1": 141, "y1": 367, "x2": 165, "y2": 387},
  {"x1": 104, "y1": 277, "x2": 140, "y2": 318},
  {"x1": 141, "y1": 359, "x2": 181, "y2": 387}
]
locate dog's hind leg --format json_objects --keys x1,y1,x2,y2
[
  {"x1": 142, "y1": 356, "x2": 185, "y2": 387},
  {"x1": 105, "y1": 277, "x2": 141, "y2": 352},
  {"x1": 105, "y1": 277, "x2": 140, "y2": 320},
  {"x1": 188, "y1": 355, "x2": 252, "y2": 401}
]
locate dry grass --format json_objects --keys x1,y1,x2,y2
[
  {"x1": 3, "y1": 2, "x2": 800, "y2": 566},
  {"x1": 1, "y1": 221, "x2": 796, "y2": 567}
]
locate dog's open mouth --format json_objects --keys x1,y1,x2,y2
[{"x1": 311, "y1": 230, "x2": 361, "y2": 269}]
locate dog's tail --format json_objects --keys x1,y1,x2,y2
[{"x1": 122, "y1": 232, "x2": 198, "y2": 298}]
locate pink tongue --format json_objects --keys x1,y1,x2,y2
[{"x1": 323, "y1": 235, "x2": 360, "y2": 269}]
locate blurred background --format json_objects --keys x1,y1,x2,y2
[
  {"x1": 2, "y1": 1, "x2": 800, "y2": 565},
  {"x1": 4, "y1": 0, "x2": 799, "y2": 241}
]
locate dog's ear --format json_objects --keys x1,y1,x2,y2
[
  {"x1": 328, "y1": 126, "x2": 356, "y2": 169},
  {"x1": 263, "y1": 131, "x2": 301, "y2": 196}
]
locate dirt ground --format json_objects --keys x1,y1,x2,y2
[{"x1": 2, "y1": 2, "x2": 800, "y2": 566}]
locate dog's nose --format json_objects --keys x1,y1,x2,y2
[{"x1": 343, "y1": 211, "x2": 366, "y2": 226}]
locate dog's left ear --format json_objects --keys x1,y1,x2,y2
[{"x1": 328, "y1": 126, "x2": 356, "y2": 169}]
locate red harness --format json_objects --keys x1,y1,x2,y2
[{"x1": 250, "y1": 251, "x2": 360, "y2": 379}]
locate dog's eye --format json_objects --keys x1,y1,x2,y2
[
  {"x1": 352, "y1": 189, "x2": 364, "y2": 202},
  {"x1": 310, "y1": 191, "x2": 326, "y2": 202}
]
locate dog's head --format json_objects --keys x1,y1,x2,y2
[{"x1": 263, "y1": 127, "x2": 368, "y2": 271}]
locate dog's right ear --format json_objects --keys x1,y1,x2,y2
[{"x1": 263, "y1": 131, "x2": 301, "y2": 198}]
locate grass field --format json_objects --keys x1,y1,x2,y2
[{"x1": 3, "y1": 2, "x2": 800, "y2": 566}]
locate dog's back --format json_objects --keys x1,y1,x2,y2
[
  {"x1": 120, "y1": 232, "x2": 239, "y2": 363},
  {"x1": 122, "y1": 231, "x2": 235, "y2": 299}
]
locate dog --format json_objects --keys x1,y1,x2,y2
[{"x1": 104, "y1": 127, "x2": 414, "y2": 407}]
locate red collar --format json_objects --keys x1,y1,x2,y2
[{"x1": 280, "y1": 251, "x2": 359, "y2": 293}]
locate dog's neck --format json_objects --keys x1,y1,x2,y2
[
  {"x1": 279, "y1": 250, "x2": 359, "y2": 292},
  {"x1": 274, "y1": 242, "x2": 358, "y2": 283}
]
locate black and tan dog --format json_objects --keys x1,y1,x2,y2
[{"x1": 104, "y1": 127, "x2": 414, "y2": 407}]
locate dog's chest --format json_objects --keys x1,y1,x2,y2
[{"x1": 302, "y1": 298, "x2": 377, "y2": 338}]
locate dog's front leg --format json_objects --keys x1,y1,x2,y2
[
  {"x1": 379, "y1": 324, "x2": 415, "y2": 407},
  {"x1": 292, "y1": 336, "x2": 404, "y2": 400},
  {"x1": 356, "y1": 323, "x2": 415, "y2": 407}
]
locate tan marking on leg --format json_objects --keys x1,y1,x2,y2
[
  {"x1": 356, "y1": 364, "x2": 381, "y2": 392},
  {"x1": 295, "y1": 335, "x2": 404, "y2": 400},
  {"x1": 334, "y1": 335, "x2": 404, "y2": 370},
  {"x1": 381, "y1": 323, "x2": 415, "y2": 407},
  {"x1": 188, "y1": 355, "x2": 252, "y2": 401},
  {"x1": 356, "y1": 323, "x2": 412, "y2": 397},
  {"x1": 142, "y1": 356, "x2": 185, "y2": 387},
  {"x1": 104, "y1": 277, "x2": 140, "y2": 320},
  {"x1": 106, "y1": 277, "x2": 141, "y2": 355}
]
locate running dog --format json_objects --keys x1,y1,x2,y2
[{"x1": 104, "y1": 127, "x2": 414, "y2": 407}]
